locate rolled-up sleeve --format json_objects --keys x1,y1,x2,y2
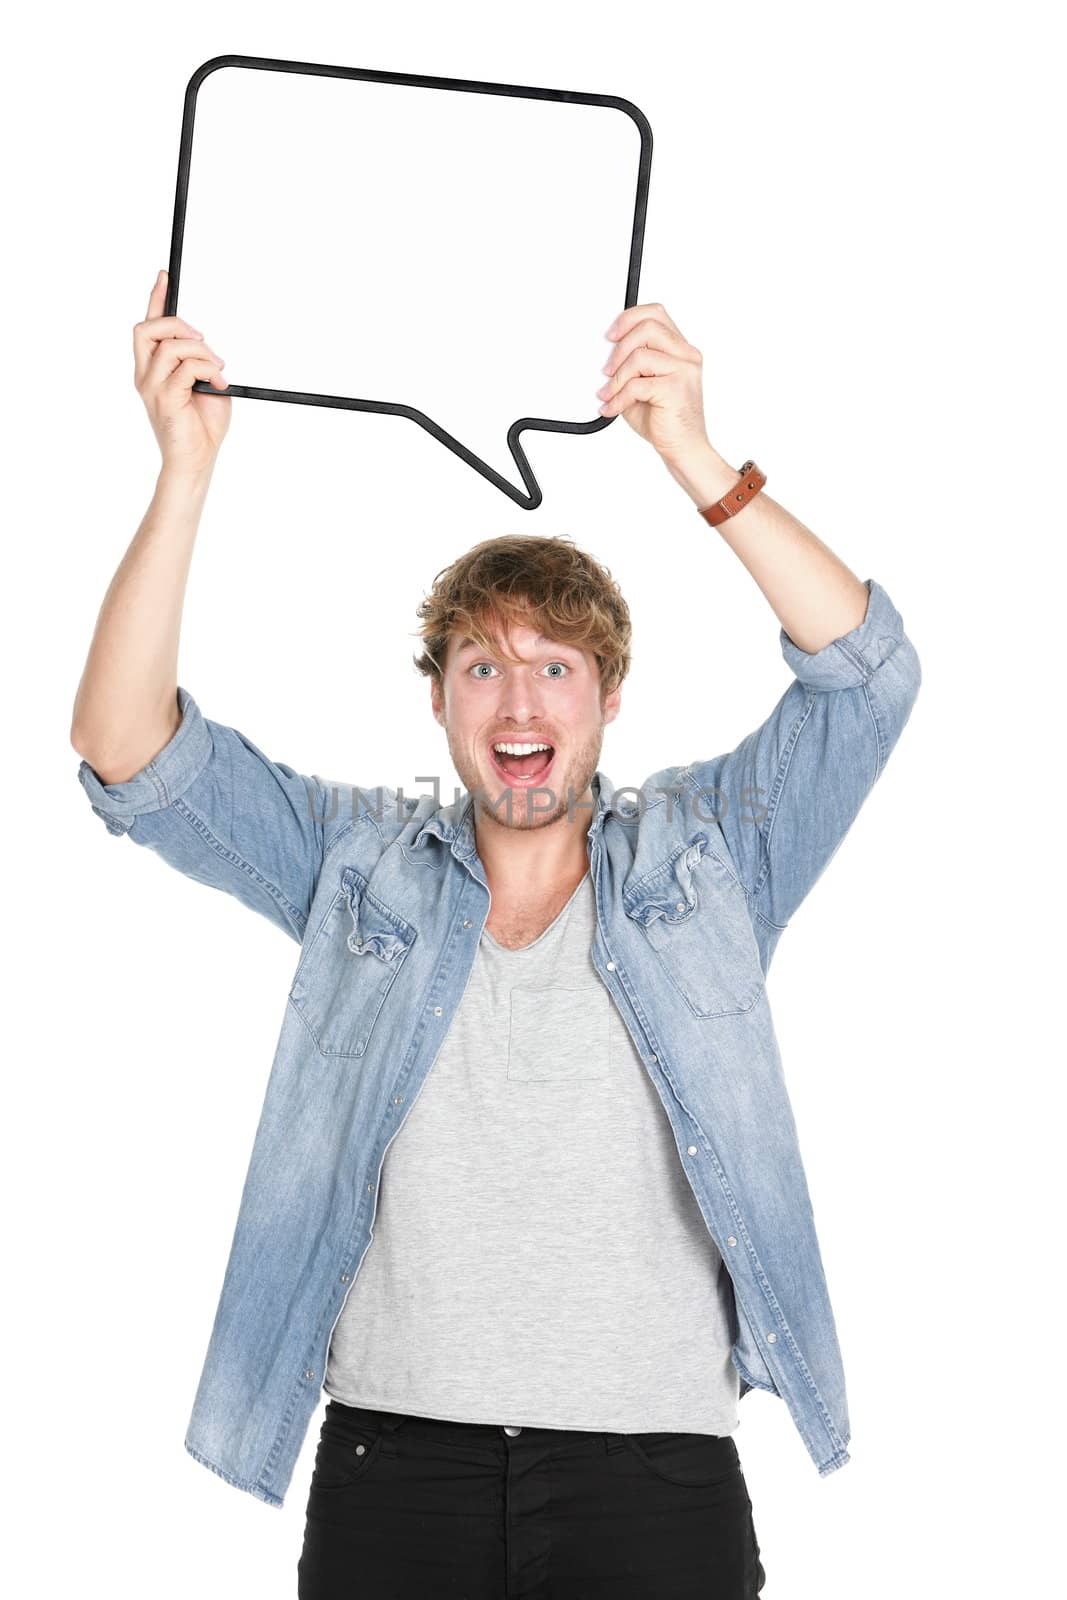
[
  {"x1": 778, "y1": 577, "x2": 922, "y2": 782},
  {"x1": 77, "y1": 685, "x2": 333, "y2": 943},
  {"x1": 688, "y1": 578, "x2": 922, "y2": 933},
  {"x1": 78, "y1": 684, "x2": 214, "y2": 836}
]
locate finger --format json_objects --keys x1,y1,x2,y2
[
  {"x1": 134, "y1": 273, "x2": 205, "y2": 384},
  {"x1": 144, "y1": 268, "x2": 202, "y2": 336},
  {"x1": 598, "y1": 373, "x2": 668, "y2": 416},
  {"x1": 142, "y1": 338, "x2": 224, "y2": 391},
  {"x1": 143, "y1": 339, "x2": 224, "y2": 391},
  {"x1": 604, "y1": 320, "x2": 695, "y2": 379},
  {"x1": 605, "y1": 302, "x2": 683, "y2": 343},
  {"x1": 135, "y1": 320, "x2": 206, "y2": 388},
  {"x1": 145, "y1": 269, "x2": 169, "y2": 323},
  {"x1": 149, "y1": 336, "x2": 224, "y2": 364},
  {"x1": 599, "y1": 347, "x2": 677, "y2": 404},
  {"x1": 163, "y1": 357, "x2": 229, "y2": 392}
]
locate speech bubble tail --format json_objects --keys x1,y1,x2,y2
[{"x1": 410, "y1": 409, "x2": 616, "y2": 509}]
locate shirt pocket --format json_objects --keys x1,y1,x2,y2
[
  {"x1": 507, "y1": 985, "x2": 610, "y2": 1082},
  {"x1": 289, "y1": 865, "x2": 417, "y2": 1059},
  {"x1": 623, "y1": 832, "x2": 764, "y2": 1019}
]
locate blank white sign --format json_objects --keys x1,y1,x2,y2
[{"x1": 170, "y1": 57, "x2": 651, "y2": 501}]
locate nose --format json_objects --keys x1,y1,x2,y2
[{"x1": 495, "y1": 680, "x2": 545, "y2": 725}]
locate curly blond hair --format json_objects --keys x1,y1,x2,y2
[{"x1": 412, "y1": 534, "x2": 632, "y2": 701}]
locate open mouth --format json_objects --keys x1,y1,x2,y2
[{"x1": 488, "y1": 741, "x2": 557, "y2": 789}]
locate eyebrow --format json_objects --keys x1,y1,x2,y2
[{"x1": 452, "y1": 633, "x2": 575, "y2": 657}]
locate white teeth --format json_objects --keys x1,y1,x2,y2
[{"x1": 493, "y1": 742, "x2": 552, "y2": 756}]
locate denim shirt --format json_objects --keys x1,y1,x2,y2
[{"x1": 77, "y1": 576, "x2": 921, "y2": 1508}]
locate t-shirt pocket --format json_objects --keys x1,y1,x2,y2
[{"x1": 507, "y1": 985, "x2": 610, "y2": 1082}]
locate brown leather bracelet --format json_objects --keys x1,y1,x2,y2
[{"x1": 698, "y1": 460, "x2": 767, "y2": 526}]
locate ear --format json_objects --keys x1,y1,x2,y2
[
  {"x1": 430, "y1": 675, "x2": 444, "y2": 727},
  {"x1": 602, "y1": 683, "x2": 623, "y2": 727}
]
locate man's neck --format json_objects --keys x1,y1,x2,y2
[{"x1": 472, "y1": 788, "x2": 596, "y2": 901}]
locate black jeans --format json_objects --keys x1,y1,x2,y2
[{"x1": 298, "y1": 1399, "x2": 767, "y2": 1598}]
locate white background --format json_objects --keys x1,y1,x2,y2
[{"x1": 5, "y1": 1, "x2": 1063, "y2": 1595}]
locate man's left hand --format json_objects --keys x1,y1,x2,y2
[{"x1": 597, "y1": 302, "x2": 711, "y2": 466}]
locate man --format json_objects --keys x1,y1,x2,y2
[{"x1": 72, "y1": 271, "x2": 921, "y2": 1598}]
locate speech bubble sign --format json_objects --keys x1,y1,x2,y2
[{"x1": 163, "y1": 55, "x2": 652, "y2": 507}]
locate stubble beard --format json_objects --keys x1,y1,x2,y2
[{"x1": 452, "y1": 727, "x2": 605, "y2": 834}]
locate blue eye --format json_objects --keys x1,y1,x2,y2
[{"x1": 468, "y1": 660, "x2": 569, "y2": 679}]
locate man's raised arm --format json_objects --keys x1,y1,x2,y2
[
  {"x1": 666, "y1": 445, "x2": 920, "y2": 932},
  {"x1": 598, "y1": 301, "x2": 922, "y2": 931},
  {"x1": 70, "y1": 270, "x2": 335, "y2": 944}
]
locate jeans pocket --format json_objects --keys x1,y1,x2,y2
[
  {"x1": 621, "y1": 1430, "x2": 743, "y2": 1489},
  {"x1": 310, "y1": 1415, "x2": 388, "y2": 1492}
]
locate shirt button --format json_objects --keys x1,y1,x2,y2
[
  {"x1": 304, "y1": 1368, "x2": 315, "y2": 1379},
  {"x1": 606, "y1": 961, "x2": 616, "y2": 971},
  {"x1": 687, "y1": 1145, "x2": 697, "y2": 1155},
  {"x1": 503, "y1": 1426, "x2": 523, "y2": 1436},
  {"x1": 727, "y1": 1237, "x2": 737, "y2": 1248},
  {"x1": 355, "y1": 1444, "x2": 366, "y2": 1456},
  {"x1": 341, "y1": 1272, "x2": 350, "y2": 1282},
  {"x1": 463, "y1": 919, "x2": 472, "y2": 927},
  {"x1": 676, "y1": 901, "x2": 685, "y2": 912},
  {"x1": 434, "y1": 1006, "x2": 443, "y2": 1016},
  {"x1": 766, "y1": 1332, "x2": 777, "y2": 1343}
]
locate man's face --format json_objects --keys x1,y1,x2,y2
[{"x1": 431, "y1": 614, "x2": 621, "y2": 833}]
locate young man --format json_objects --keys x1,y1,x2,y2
[{"x1": 72, "y1": 272, "x2": 921, "y2": 1599}]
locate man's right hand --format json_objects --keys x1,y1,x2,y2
[{"x1": 134, "y1": 268, "x2": 231, "y2": 477}]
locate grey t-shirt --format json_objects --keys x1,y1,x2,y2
[{"x1": 324, "y1": 868, "x2": 741, "y2": 1436}]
